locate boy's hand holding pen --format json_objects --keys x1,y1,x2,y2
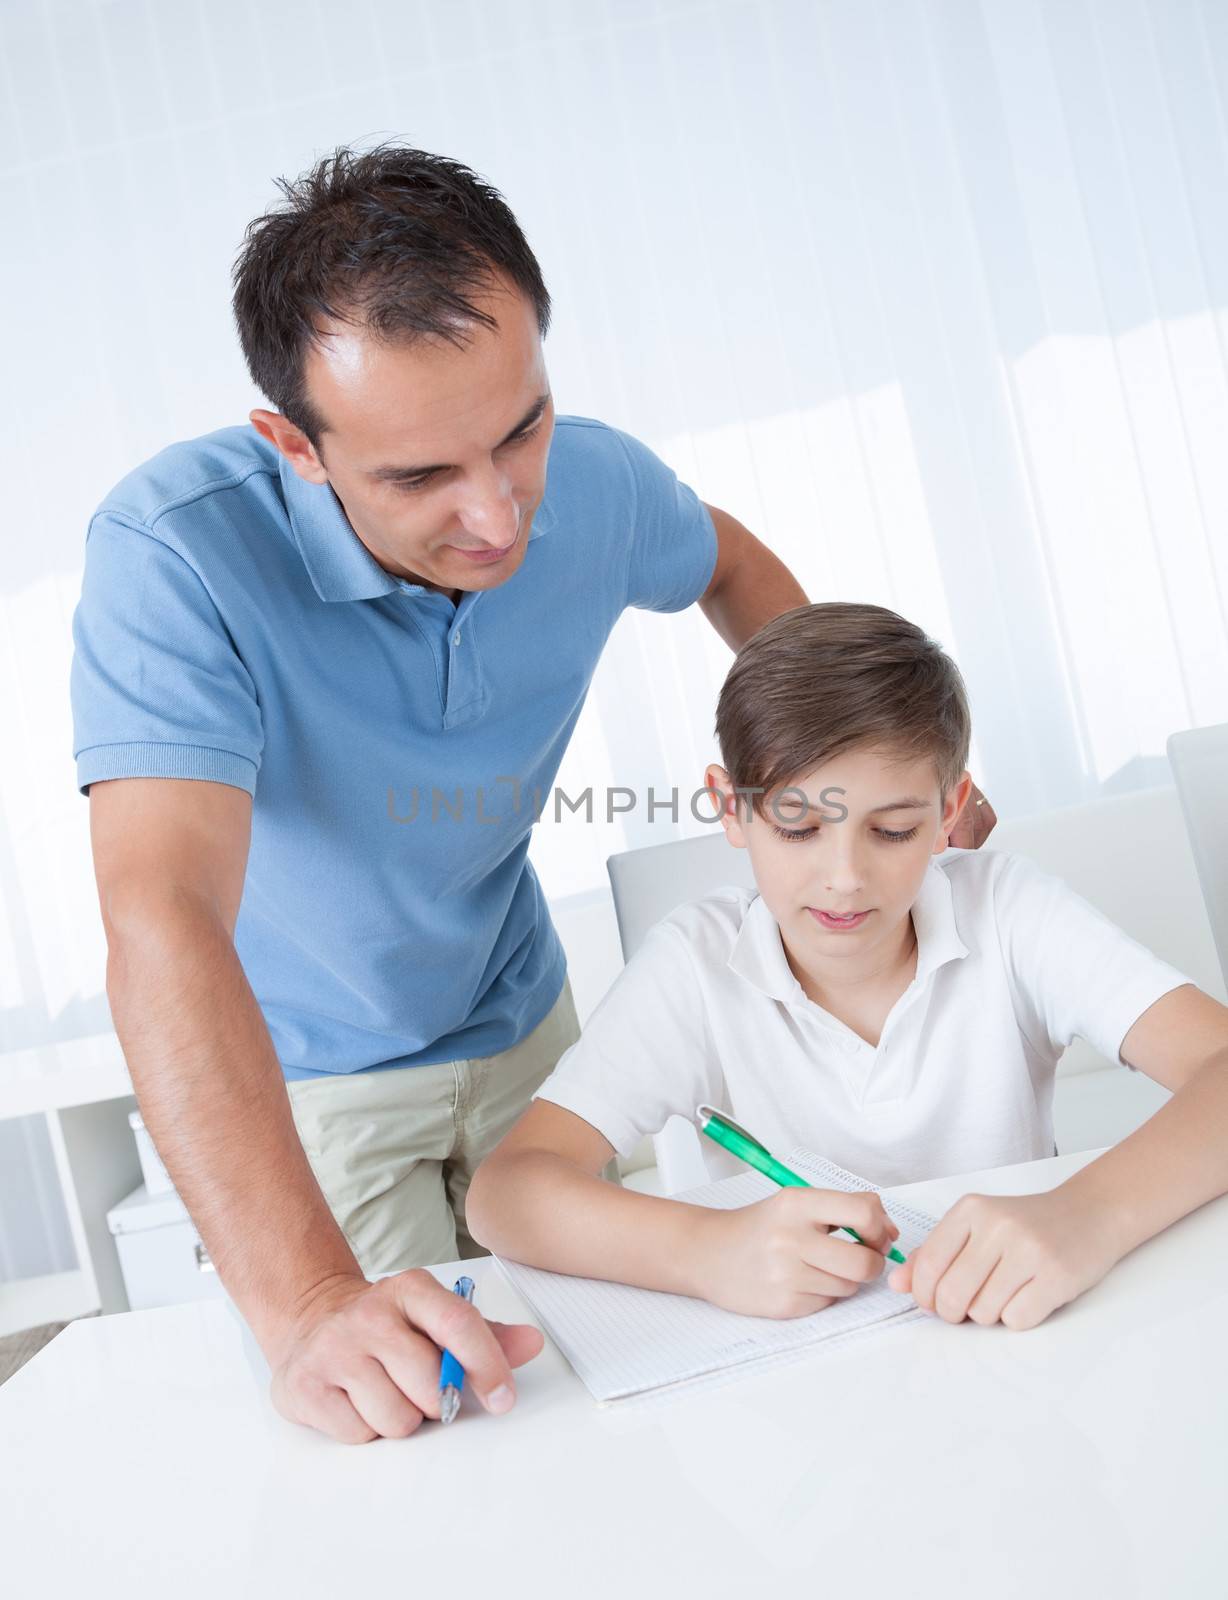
[
  {"x1": 693, "y1": 1105, "x2": 903, "y2": 1319},
  {"x1": 690, "y1": 1184, "x2": 902, "y2": 1320}
]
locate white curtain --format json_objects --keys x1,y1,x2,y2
[{"x1": 1, "y1": 0, "x2": 1226, "y2": 1275}]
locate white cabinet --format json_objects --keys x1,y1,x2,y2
[
  {"x1": 0, "y1": 1033, "x2": 140, "y2": 1334},
  {"x1": 106, "y1": 1185, "x2": 227, "y2": 1312}
]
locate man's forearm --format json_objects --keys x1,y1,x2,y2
[
  {"x1": 698, "y1": 527, "x2": 807, "y2": 653},
  {"x1": 1060, "y1": 1049, "x2": 1228, "y2": 1260},
  {"x1": 468, "y1": 1149, "x2": 716, "y2": 1295},
  {"x1": 105, "y1": 894, "x2": 361, "y2": 1350}
]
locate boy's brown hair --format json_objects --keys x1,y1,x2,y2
[{"x1": 715, "y1": 602, "x2": 971, "y2": 813}]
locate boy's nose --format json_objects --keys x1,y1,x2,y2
[{"x1": 821, "y1": 845, "x2": 866, "y2": 895}]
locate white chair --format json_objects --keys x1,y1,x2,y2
[
  {"x1": 607, "y1": 831, "x2": 755, "y2": 959},
  {"x1": 606, "y1": 785, "x2": 1225, "y2": 1192},
  {"x1": 608, "y1": 835, "x2": 753, "y2": 1192},
  {"x1": 1168, "y1": 724, "x2": 1228, "y2": 992}
]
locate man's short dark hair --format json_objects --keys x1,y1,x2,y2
[
  {"x1": 715, "y1": 602, "x2": 972, "y2": 812},
  {"x1": 231, "y1": 143, "x2": 552, "y2": 446}
]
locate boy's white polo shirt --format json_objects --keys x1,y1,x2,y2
[{"x1": 536, "y1": 847, "x2": 1191, "y2": 1187}]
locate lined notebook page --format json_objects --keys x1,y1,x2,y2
[{"x1": 496, "y1": 1149, "x2": 938, "y2": 1403}]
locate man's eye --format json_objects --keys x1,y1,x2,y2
[{"x1": 394, "y1": 424, "x2": 542, "y2": 494}]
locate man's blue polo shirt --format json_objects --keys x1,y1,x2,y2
[{"x1": 71, "y1": 416, "x2": 717, "y2": 1081}]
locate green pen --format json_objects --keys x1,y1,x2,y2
[{"x1": 696, "y1": 1103, "x2": 907, "y2": 1265}]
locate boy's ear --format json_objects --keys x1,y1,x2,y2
[
  {"x1": 936, "y1": 771, "x2": 975, "y2": 851},
  {"x1": 704, "y1": 764, "x2": 750, "y2": 849}
]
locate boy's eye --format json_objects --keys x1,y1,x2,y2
[{"x1": 769, "y1": 823, "x2": 921, "y2": 844}]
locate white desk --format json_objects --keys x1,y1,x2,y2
[{"x1": 2, "y1": 1150, "x2": 1224, "y2": 1600}]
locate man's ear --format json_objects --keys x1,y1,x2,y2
[
  {"x1": 704, "y1": 763, "x2": 750, "y2": 849},
  {"x1": 935, "y1": 771, "x2": 975, "y2": 852},
  {"x1": 249, "y1": 409, "x2": 328, "y2": 484}
]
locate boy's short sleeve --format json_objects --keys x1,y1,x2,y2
[
  {"x1": 534, "y1": 917, "x2": 722, "y2": 1158},
  {"x1": 612, "y1": 428, "x2": 718, "y2": 614},
  {"x1": 995, "y1": 853, "x2": 1192, "y2": 1070},
  {"x1": 71, "y1": 513, "x2": 264, "y2": 796}
]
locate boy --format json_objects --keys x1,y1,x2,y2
[{"x1": 468, "y1": 603, "x2": 1228, "y2": 1330}]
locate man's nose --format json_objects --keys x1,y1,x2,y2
[{"x1": 456, "y1": 466, "x2": 520, "y2": 548}]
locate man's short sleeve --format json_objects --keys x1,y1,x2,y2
[
  {"x1": 534, "y1": 917, "x2": 722, "y2": 1158},
  {"x1": 612, "y1": 428, "x2": 718, "y2": 614},
  {"x1": 71, "y1": 513, "x2": 264, "y2": 795},
  {"x1": 995, "y1": 852, "x2": 1192, "y2": 1070}
]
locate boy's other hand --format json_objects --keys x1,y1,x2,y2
[
  {"x1": 697, "y1": 1187, "x2": 901, "y2": 1319},
  {"x1": 887, "y1": 1188, "x2": 1122, "y2": 1330},
  {"x1": 948, "y1": 780, "x2": 997, "y2": 848}
]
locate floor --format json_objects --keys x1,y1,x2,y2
[{"x1": 0, "y1": 1319, "x2": 83, "y2": 1387}]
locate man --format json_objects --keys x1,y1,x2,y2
[{"x1": 72, "y1": 145, "x2": 996, "y2": 1445}]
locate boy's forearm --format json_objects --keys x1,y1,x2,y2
[
  {"x1": 1060, "y1": 1049, "x2": 1228, "y2": 1260},
  {"x1": 106, "y1": 899, "x2": 362, "y2": 1350},
  {"x1": 468, "y1": 1150, "x2": 719, "y2": 1296}
]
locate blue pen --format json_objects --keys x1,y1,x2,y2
[{"x1": 438, "y1": 1275, "x2": 476, "y2": 1425}]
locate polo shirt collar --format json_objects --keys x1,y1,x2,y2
[
  {"x1": 910, "y1": 858, "x2": 972, "y2": 983},
  {"x1": 279, "y1": 453, "x2": 558, "y2": 604},
  {"x1": 728, "y1": 858, "x2": 970, "y2": 1005}
]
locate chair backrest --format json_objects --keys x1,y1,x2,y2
[
  {"x1": 988, "y1": 785, "x2": 1225, "y2": 1058},
  {"x1": 606, "y1": 833, "x2": 753, "y2": 1191},
  {"x1": 605, "y1": 786, "x2": 1223, "y2": 1191},
  {"x1": 1167, "y1": 725, "x2": 1228, "y2": 992},
  {"x1": 606, "y1": 832, "x2": 756, "y2": 960}
]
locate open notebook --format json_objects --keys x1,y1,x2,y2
[{"x1": 495, "y1": 1149, "x2": 939, "y2": 1404}]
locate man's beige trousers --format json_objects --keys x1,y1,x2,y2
[{"x1": 287, "y1": 979, "x2": 581, "y2": 1276}]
